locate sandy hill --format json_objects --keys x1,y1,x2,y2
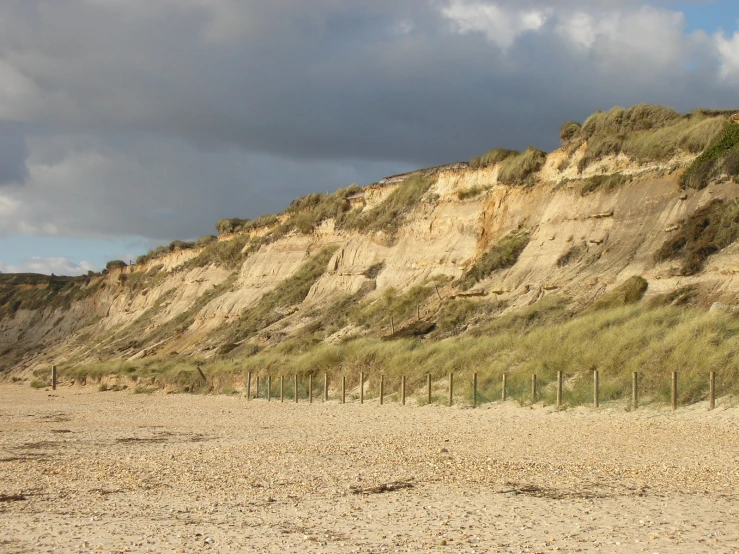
[{"x1": 2, "y1": 104, "x2": 739, "y2": 404}]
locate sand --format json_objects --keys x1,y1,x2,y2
[{"x1": 1, "y1": 383, "x2": 738, "y2": 553}]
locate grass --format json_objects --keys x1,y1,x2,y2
[
  {"x1": 349, "y1": 281, "x2": 441, "y2": 332},
  {"x1": 573, "y1": 105, "x2": 727, "y2": 171},
  {"x1": 337, "y1": 174, "x2": 434, "y2": 237},
  {"x1": 591, "y1": 276, "x2": 648, "y2": 311},
  {"x1": 654, "y1": 199, "x2": 739, "y2": 275},
  {"x1": 459, "y1": 231, "x2": 530, "y2": 289},
  {"x1": 469, "y1": 148, "x2": 518, "y2": 169},
  {"x1": 227, "y1": 246, "x2": 340, "y2": 343},
  {"x1": 680, "y1": 122, "x2": 739, "y2": 190},
  {"x1": 181, "y1": 234, "x2": 250, "y2": 270},
  {"x1": 580, "y1": 173, "x2": 628, "y2": 196},
  {"x1": 456, "y1": 186, "x2": 486, "y2": 200},
  {"x1": 498, "y1": 148, "x2": 547, "y2": 186},
  {"x1": 57, "y1": 298, "x2": 739, "y2": 407},
  {"x1": 30, "y1": 380, "x2": 48, "y2": 389},
  {"x1": 0, "y1": 273, "x2": 103, "y2": 320}
]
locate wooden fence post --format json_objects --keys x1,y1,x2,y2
[
  {"x1": 427, "y1": 373, "x2": 432, "y2": 405},
  {"x1": 448, "y1": 373, "x2": 454, "y2": 407},
  {"x1": 401, "y1": 376, "x2": 406, "y2": 406},
  {"x1": 672, "y1": 371, "x2": 678, "y2": 411},
  {"x1": 632, "y1": 372, "x2": 638, "y2": 410},
  {"x1": 324, "y1": 373, "x2": 328, "y2": 403},
  {"x1": 280, "y1": 375, "x2": 284, "y2": 403},
  {"x1": 342, "y1": 376, "x2": 346, "y2": 404},
  {"x1": 709, "y1": 371, "x2": 716, "y2": 410},
  {"x1": 52, "y1": 365, "x2": 57, "y2": 391},
  {"x1": 502, "y1": 373, "x2": 507, "y2": 401},
  {"x1": 531, "y1": 374, "x2": 537, "y2": 403},
  {"x1": 556, "y1": 371, "x2": 563, "y2": 407},
  {"x1": 593, "y1": 370, "x2": 599, "y2": 409},
  {"x1": 472, "y1": 373, "x2": 477, "y2": 408},
  {"x1": 309, "y1": 374, "x2": 313, "y2": 404},
  {"x1": 380, "y1": 375, "x2": 384, "y2": 405},
  {"x1": 255, "y1": 376, "x2": 260, "y2": 400},
  {"x1": 247, "y1": 372, "x2": 252, "y2": 401},
  {"x1": 294, "y1": 375, "x2": 299, "y2": 403},
  {"x1": 360, "y1": 371, "x2": 364, "y2": 404},
  {"x1": 267, "y1": 375, "x2": 271, "y2": 402}
]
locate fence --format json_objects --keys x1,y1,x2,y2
[
  {"x1": 231, "y1": 369, "x2": 720, "y2": 410},
  {"x1": 48, "y1": 366, "x2": 722, "y2": 410}
]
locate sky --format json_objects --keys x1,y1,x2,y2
[{"x1": 0, "y1": 0, "x2": 738, "y2": 275}]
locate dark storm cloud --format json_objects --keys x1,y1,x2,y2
[
  {"x1": 0, "y1": 124, "x2": 28, "y2": 185},
  {"x1": 0, "y1": 0, "x2": 737, "y2": 240}
]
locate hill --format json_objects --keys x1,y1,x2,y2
[{"x1": 3, "y1": 104, "x2": 739, "y2": 406}]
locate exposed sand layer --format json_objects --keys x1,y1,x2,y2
[{"x1": 1, "y1": 384, "x2": 739, "y2": 553}]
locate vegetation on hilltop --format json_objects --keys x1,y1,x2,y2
[
  {"x1": 567, "y1": 105, "x2": 727, "y2": 171},
  {"x1": 680, "y1": 122, "x2": 739, "y2": 190},
  {"x1": 468, "y1": 147, "x2": 546, "y2": 186}
]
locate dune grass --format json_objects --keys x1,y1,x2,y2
[
  {"x1": 574, "y1": 105, "x2": 727, "y2": 171},
  {"x1": 459, "y1": 231, "x2": 530, "y2": 289},
  {"x1": 337, "y1": 173, "x2": 434, "y2": 237},
  {"x1": 59, "y1": 300, "x2": 739, "y2": 408},
  {"x1": 654, "y1": 199, "x2": 739, "y2": 275}
]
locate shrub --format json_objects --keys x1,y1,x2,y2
[
  {"x1": 560, "y1": 121, "x2": 581, "y2": 145},
  {"x1": 592, "y1": 276, "x2": 648, "y2": 310},
  {"x1": 457, "y1": 186, "x2": 486, "y2": 200},
  {"x1": 105, "y1": 260, "x2": 127, "y2": 271},
  {"x1": 469, "y1": 148, "x2": 518, "y2": 169},
  {"x1": 460, "y1": 231, "x2": 530, "y2": 289},
  {"x1": 338, "y1": 174, "x2": 434, "y2": 237},
  {"x1": 498, "y1": 148, "x2": 546, "y2": 185},
  {"x1": 216, "y1": 218, "x2": 250, "y2": 235},
  {"x1": 654, "y1": 199, "x2": 739, "y2": 275},
  {"x1": 574, "y1": 105, "x2": 726, "y2": 171},
  {"x1": 30, "y1": 380, "x2": 48, "y2": 389},
  {"x1": 196, "y1": 235, "x2": 217, "y2": 247},
  {"x1": 183, "y1": 234, "x2": 250, "y2": 269},
  {"x1": 580, "y1": 173, "x2": 628, "y2": 196}
]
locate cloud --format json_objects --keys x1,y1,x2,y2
[
  {"x1": 0, "y1": 0, "x2": 736, "y2": 246},
  {"x1": 716, "y1": 27, "x2": 739, "y2": 82},
  {"x1": 0, "y1": 256, "x2": 97, "y2": 276}
]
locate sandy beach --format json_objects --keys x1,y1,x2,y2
[{"x1": 1, "y1": 384, "x2": 738, "y2": 553}]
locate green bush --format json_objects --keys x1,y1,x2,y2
[
  {"x1": 460, "y1": 231, "x2": 530, "y2": 289},
  {"x1": 574, "y1": 105, "x2": 726, "y2": 171},
  {"x1": 105, "y1": 260, "x2": 127, "y2": 271},
  {"x1": 654, "y1": 199, "x2": 739, "y2": 275},
  {"x1": 580, "y1": 173, "x2": 628, "y2": 196},
  {"x1": 469, "y1": 148, "x2": 518, "y2": 169},
  {"x1": 498, "y1": 148, "x2": 547, "y2": 185},
  {"x1": 681, "y1": 122, "x2": 739, "y2": 190},
  {"x1": 591, "y1": 276, "x2": 648, "y2": 310},
  {"x1": 560, "y1": 121, "x2": 582, "y2": 144}
]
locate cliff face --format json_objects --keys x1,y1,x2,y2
[{"x1": 3, "y1": 107, "x2": 739, "y2": 377}]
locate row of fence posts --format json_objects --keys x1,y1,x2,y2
[{"x1": 241, "y1": 370, "x2": 719, "y2": 410}]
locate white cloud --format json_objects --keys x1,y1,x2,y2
[
  {"x1": 442, "y1": 1, "x2": 551, "y2": 49},
  {"x1": 715, "y1": 28, "x2": 739, "y2": 82},
  {"x1": 0, "y1": 257, "x2": 97, "y2": 276}
]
